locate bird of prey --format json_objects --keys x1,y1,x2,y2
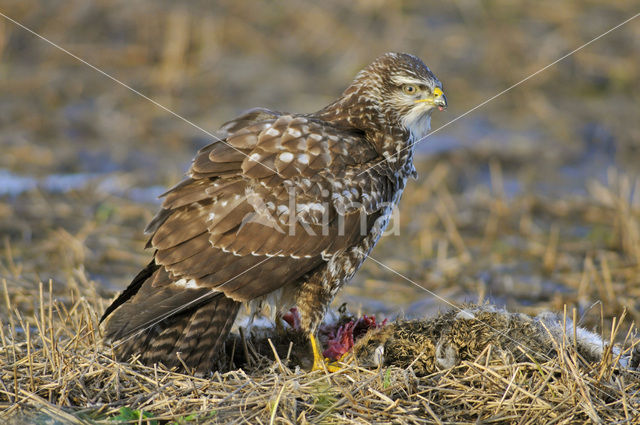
[{"x1": 100, "y1": 52, "x2": 447, "y2": 373}]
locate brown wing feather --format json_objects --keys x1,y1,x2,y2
[
  {"x1": 139, "y1": 114, "x2": 387, "y2": 300},
  {"x1": 154, "y1": 232, "x2": 210, "y2": 265},
  {"x1": 102, "y1": 109, "x2": 392, "y2": 371},
  {"x1": 104, "y1": 270, "x2": 215, "y2": 342}
]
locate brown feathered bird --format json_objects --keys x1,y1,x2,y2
[{"x1": 100, "y1": 52, "x2": 447, "y2": 373}]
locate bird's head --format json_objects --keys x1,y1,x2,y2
[{"x1": 349, "y1": 52, "x2": 447, "y2": 140}]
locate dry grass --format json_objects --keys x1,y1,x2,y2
[
  {"x1": 2, "y1": 158, "x2": 640, "y2": 423},
  {"x1": 2, "y1": 0, "x2": 640, "y2": 423},
  {"x1": 2, "y1": 157, "x2": 640, "y2": 423},
  {"x1": 1, "y1": 278, "x2": 639, "y2": 424}
]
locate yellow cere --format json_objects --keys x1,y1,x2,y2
[{"x1": 414, "y1": 87, "x2": 445, "y2": 104}]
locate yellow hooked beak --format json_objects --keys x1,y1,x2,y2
[{"x1": 414, "y1": 87, "x2": 447, "y2": 110}]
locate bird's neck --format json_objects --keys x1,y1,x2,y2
[{"x1": 313, "y1": 94, "x2": 414, "y2": 172}]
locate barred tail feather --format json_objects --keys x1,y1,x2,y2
[{"x1": 107, "y1": 294, "x2": 240, "y2": 373}]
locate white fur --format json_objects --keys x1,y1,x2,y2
[{"x1": 373, "y1": 345, "x2": 385, "y2": 366}]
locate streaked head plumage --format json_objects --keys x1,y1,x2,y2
[{"x1": 334, "y1": 52, "x2": 446, "y2": 140}]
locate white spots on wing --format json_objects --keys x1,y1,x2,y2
[
  {"x1": 320, "y1": 250, "x2": 334, "y2": 261},
  {"x1": 310, "y1": 203, "x2": 325, "y2": 212},
  {"x1": 279, "y1": 152, "x2": 294, "y2": 163},
  {"x1": 382, "y1": 151, "x2": 398, "y2": 163},
  {"x1": 220, "y1": 246, "x2": 242, "y2": 256},
  {"x1": 296, "y1": 202, "x2": 322, "y2": 213},
  {"x1": 174, "y1": 278, "x2": 199, "y2": 289},
  {"x1": 265, "y1": 127, "x2": 280, "y2": 137},
  {"x1": 296, "y1": 202, "x2": 325, "y2": 214},
  {"x1": 308, "y1": 145, "x2": 322, "y2": 155},
  {"x1": 220, "y1": 200, "x2": 228, "y2": 207},
  {"x1": 309, "y1": 133, "x2": 323, "y2": 142},
  {"x1": 297, "y1": 153, "x2": 309, "y2": 164},
  {"x1": 208, "y1": 212, "x2": 216, "y2": 221},
  {"x1": 287, "y1": 127, "x2": 302, "y2": 138},
  {"x1": 249, "y1": 152, "x2": 261, "y2": 162}
]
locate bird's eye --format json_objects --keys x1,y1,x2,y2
[{"x1": 402, "y1": 84, "x2": 418, "y2": 95}]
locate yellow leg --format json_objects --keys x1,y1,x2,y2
[
  {"x1": 309, "y1": 333, "x2": 342, "y2": 372},
  {"x1": 309, "y1": 334, "x2": 324, "y2": 371}
]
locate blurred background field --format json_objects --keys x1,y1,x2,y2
[{"x1": 0, "y1": 0, "x2": 640, "y2": 421}]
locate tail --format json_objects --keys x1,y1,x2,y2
[
  {"x1": 102, "y1": 262, "x2": 241, "y2": 373},
  {"x1": 106, "y1": 294, "x2": 240, "y2": 373}
]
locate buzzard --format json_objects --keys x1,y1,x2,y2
[{"x1": 101, "y1": 52, "x2": 447, "y2": 372}]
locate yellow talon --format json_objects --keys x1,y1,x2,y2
[{"x1": 309, "y1": 333, "x2": 342, "y2": 372}]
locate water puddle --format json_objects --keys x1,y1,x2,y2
[{"x1": 0, "y1": 169, "x2": 164, "y2": 203}]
